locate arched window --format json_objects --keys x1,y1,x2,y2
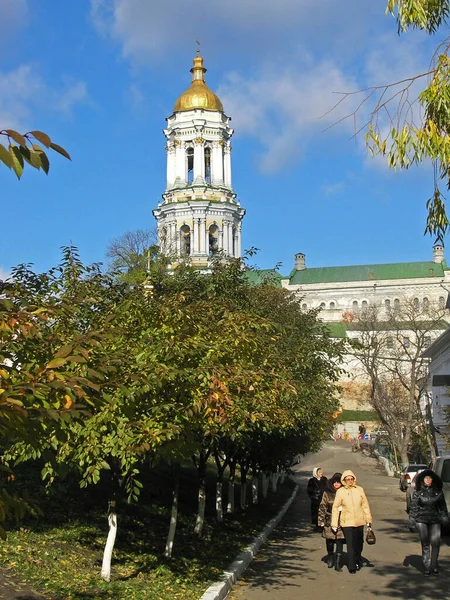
[
  {"x1": 301, "y1": 303, "x2": 307, "y2": 311},
  {"x1": 186, "y1": 147, "x2": 194, "y2": 183},
  {"x1": 362, "y1": 300, "x2": 368, "y2": 310},
  {"x1": 394, "y1": 298, "x2": 400, "y2": 314},
  {"x1": 439, "y1": 296, "x2": 446, "y2": 309},
  {"x1": 320, "y1": 302, "x2": 326, "y2": 309},
  {"x1": 208, "y1": 224, "x2": 219, "y2": 256},
  {"x1": 352, "y1": 300, "x2": 358, "y2": 310},
  {"x1": 385, "y1": 299, "x2": 391, "y2": 314},
  {"x1": 423, "y1": 297, "x2": 429, "y2": 310},
  {"x1": 413, "y1": 297, "x2": 420, "y2": 312},
  {"x1": 180, "y1": 225, "x2": 191, "y2": 256},
  {"x1": 204, "y1": 147, "x2": 211, "y2": 184},
  {"x1": 330, "y1": 301, "x2": 336, "y2": 309}
]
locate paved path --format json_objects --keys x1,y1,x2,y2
[{"x1": 229, "y1": 440, "x2": 450, "y2": 600}]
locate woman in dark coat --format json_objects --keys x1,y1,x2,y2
[
  {"x1": 409, "y1": 469, "x2": 449, "y2": 576},
  {"x1": 318, "y1": 472, "x2": 345, "y2": 571},
  {"x1": 307, "y1": 467, "x2": 327, "y2": 527}
]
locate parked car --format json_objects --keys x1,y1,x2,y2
[
  {"x1": 399, "y1": 464, "x2": 427, "y2": 493},
  {"x1": 370, "y1": 428, "x2": 389, "y2": 441},
  {"x1": 432, "y1": 455, "x2": 450, "y2": 515}
]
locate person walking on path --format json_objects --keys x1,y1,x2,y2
[
  {"x1": 408, "y1": 468, "x2": 449, "y2": 576},
  {"x1": 318, "y1": 472, "x2": 345, "y2": 572},
  {"x1": 331, "y1": 469, "x2": 372, "y2": 574},
  {"x1": 307, "y1": 467, "x2": 327, "y2": 527}
]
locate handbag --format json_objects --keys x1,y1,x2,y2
[{"x1": 366, "y1": 526, "x2": 376, "y2": 545}]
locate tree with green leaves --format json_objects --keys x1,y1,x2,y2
[
  {"x1": 334, "y1": 1, "x2": 450, "y2": 243},
  {"x1": 0, "y1": 129, "x2": 70, "y2": 178},
  {"x1": 106, "y1": 229, "x2": 158, "y2": 284}
]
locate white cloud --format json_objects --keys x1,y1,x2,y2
[
  {"x1": 0, "y1": 65, "x2": 90, "y2": 131},
  {"x1": 0, "y1": 0, "x2": 29, "y2": 48},
  {"x1": 321, "y1": 182, "x2": 346, "y2": 197},
  {"x1": 218, "y1": 60, "x2": 359, "y2": 173},
  {"x1": 89, "y1": 1, "x2": 434, "y2": 173},
  {"x1": 0, "y1": 266, "x2": 10, "y2": 281}
]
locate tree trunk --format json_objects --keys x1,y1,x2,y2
[
  {"x1": 164, "y1": 463, "x2": 180, "y2": 558},
  {"x1": 251, "y1": 474, "x2": 258, "y2": 504},
  {"x1": 214, "y1": 451, "x2": 229, "y2": 523},
  {"x1": 271, "y1": 472, "x2": 279, "y2": 493},
  {"x1": 101, "y1": 500, "x2": 118, "y2": 582},
  {"x1": 262, "y1": 472, "x2": 269, "y2": 498},
  {"x1": 240, "y1": 463, "x2": 248, "y2": 510},
  {"x1": 194, "y1": 451, "x2": 208, "y2": 536},
  {"x1": 227, "y1": 459, "x2": 236, "y2": 514}
]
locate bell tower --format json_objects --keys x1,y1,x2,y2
[{"x1": 153, "y1": 53, "x2": 245, "y2": 266}]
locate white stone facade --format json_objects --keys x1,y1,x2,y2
[{"x1": 153, "y1": 55, "x2": 245, "y2": 268}]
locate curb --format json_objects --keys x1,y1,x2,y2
[{"x1": 199, "y1": 484, "x2": 299, "y2": 600}]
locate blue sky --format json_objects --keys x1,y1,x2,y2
[{"x1": 0, "y1": 0, "x2": 447, "y2": 279}]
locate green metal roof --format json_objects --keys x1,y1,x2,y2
[{"x1": 289, "y1": 260, "x2": 448, "y2": 285}]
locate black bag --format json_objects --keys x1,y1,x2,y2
[{"x1": 366, "y1": 526, "x2": 376, "y2": 545}]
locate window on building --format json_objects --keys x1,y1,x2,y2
[
  {"x1": 302, "y1": 303, "x2": 307, "y2": 311},
  {"x1": 403, "y1": 336, "x2": 410, "y2": 348},
  {"x1": 330, "y1": 302, "x2": 336, "y2": 309},
  {"x1": 439, "y1": 296, "x2": 446, "y2": 309},
  {"x1": 352, "y1": 300, "x2": 358, "y2": 310},
  {"x1": 386, "y1": 336, "x2": 394, "y2": 349},
  {"x1": 204, "y1": 147, "x2": 211, "y2": 183},
  {"x1": 362, "y1": 300, "x2": 368, "y2": 309},
  {"x1": 423, "y1": 297, "x2": 429, "y2": 310},
  {"x1": 180, "y1": 225, "x2": 191, "y2": 255},
  {"x1": 320, "y1": 302, "x2": 326, "y2": 309},
  {"x1": 413, "y1": 297, "x2": 420, "y2": 312},
  {"x1": 208, "y1": 224, "x2": 219, "y2": 255},
  {"x1": 187, "y1": 147, "x2": 194, "y2": 183},
  {"x1": 394, "y1": 298, "x2": 400, "y2": 315},
  {"x1": 385, "y1": 299, "x2": 391, "y2": 314}
]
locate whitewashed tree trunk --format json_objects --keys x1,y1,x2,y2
[
  {"x1": 240, "y1": 477, "x2": 247, "y2": 509},
  {"x1": 262, "y1": 473, "x2": 269, "y2": 498},
  {"x1": 227, "y1": 460, "x2": 236, "y2": 514},
  {"x1": 271, "y1": 472, "x2": 278, "y2": 493},
  {"x1": 164, "y1": 466, "x2": 179, "y2": 558},
  {"x1": 251, "y1": 475, "x2": 258, "y2": 504},
  {"x1": 216, "y1": 480, "x2": 223, "y2": 522},
  {"x1": 227, "y1": 479, "x2": 235, "y2": 514},
  {"x1": 194, "y1": 485, "x2": 206, "y2": 535},
  {"x1": 101, "y1": 507, "x2": 118, "y2": 582}
]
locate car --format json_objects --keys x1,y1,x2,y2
[
  {"x1": 399, "y1": 464, "x2": 427, "y2": 492},
  {"x1": 370, "y1": 428, "x2": 389, "y2": 441}
]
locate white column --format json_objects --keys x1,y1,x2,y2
[
  {"x1": 228, "y1": 223, "x2": 233, "y2": 256},
  {"x1": 176, "y1": 226, "x2": 181, "y2": 255},
  {"x1": 175, "y1": 143, "x2": 185, "y2": 183},
  {"x1": 193, "y1": 141, "x2": 205, "y2": 182},
  {"x1": 192, "y1": 218, "x2": 197, "y2": 254},
  {"x1": 236, "y1": 224, "x2": 242, "y2": 258},
  {"x1": 212, "y1": 142, "x2": 224, "y2": 185},
  {"x1": 166, "y1": 146, "x2": 176, "y2": 188},
  {"x1": 199, "y1": 219, "x2": 206, "y2": 254},
  {"x1": 218, "y1": 229, "x2": 224, "y2": 253},
  {"x1": 224, "y1": 145, "x2": 232, "y2": 188}
]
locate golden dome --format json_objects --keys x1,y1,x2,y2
[{"x1": 173, "y1": 55, "x2": 224, "y2": 113}]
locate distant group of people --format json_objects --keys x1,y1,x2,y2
[
  {"x1": 307, "y1": 465, "x2": 449, "y2": 576},
  {"x1": 307, "y1": 468, "x2": 372, "y2": 573}
]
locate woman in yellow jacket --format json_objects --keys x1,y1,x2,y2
[{"x1": 331, "y1": 470, "x2": 372, "y2": 574}]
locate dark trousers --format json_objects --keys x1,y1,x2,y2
[
  {"x1": 310, "y1": 499, "x2": 320, "y2": 525},
  {"x1": 326, "y1": 539, "x2": 344, "y2": 554},
  {"x1": 342, "y1": 526, "x2": 364, "y2": 571},
  {"x1": 416, "y1": 522, "x2": 441, "y2": 569}
]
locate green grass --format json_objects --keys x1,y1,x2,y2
[{"x1": 0, "y1": 464, "x2": 295, "y2": 599}]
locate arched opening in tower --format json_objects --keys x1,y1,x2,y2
[
  {"x1": 180, "y1": 224, "x2": 191, "y2": 256},
  {"x1": 204, "y1": 147, "x2": 211, "y2": 184},
  {"x1": 187, "y1": 147, "x2": 194, "y2": 184},
  {"x1": 209, "y1": 224, "x2": 219, "y2": 256}
]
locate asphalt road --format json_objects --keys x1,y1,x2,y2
[{"x1": 228, "y1": 440, "x2": 450, "y2": 600}]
